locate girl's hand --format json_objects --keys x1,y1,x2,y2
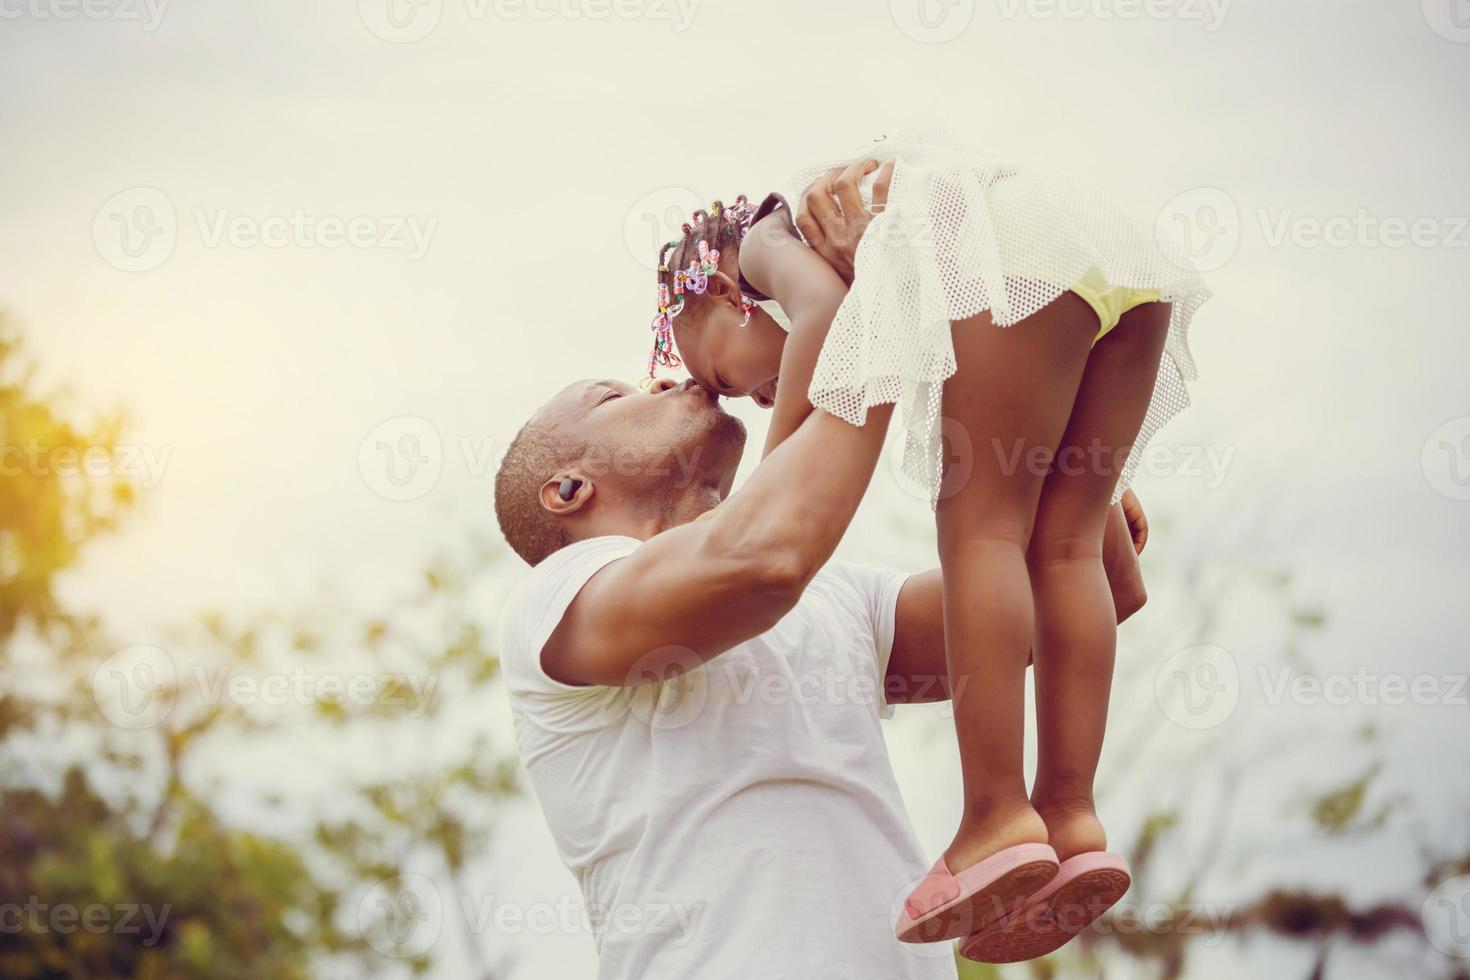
[{"x1": 794, "y1": 159, "x2": 894, "y2": 284}]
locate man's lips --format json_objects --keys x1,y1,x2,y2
[{"x1": 673, "y1": 377, "x2": 726, "y2": 410}]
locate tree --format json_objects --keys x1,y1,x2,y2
[{"x1": 0, "y1": 318, "x2": 523, "y2": 978}]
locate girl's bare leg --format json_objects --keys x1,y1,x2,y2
[
  {"x1": 1027, "y1": 302, "x2": 1171, "y2": 860},
  {"x1": 937, "y1": 292, "x2": 1097, "y2": 872}
]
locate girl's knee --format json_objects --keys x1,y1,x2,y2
[
  {"x1": 936, "y1": 514, "x2": 1033, "y2": 566},
  {"x1": 1028, "y1": 529, "x2": 1103, "y2": 568}
]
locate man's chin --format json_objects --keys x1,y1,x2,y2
[{"x1": 708, "y1": 407, "x2": 747, "y2": 449}]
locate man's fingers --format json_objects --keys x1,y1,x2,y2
[
  {"x1": 832, "y1": 160, "x2": 874, "y2": 219},
  {"x1": 801, "y1": 170, "x2": 842, "y2": 227},
  {"x1": 794, "y1": 211, "x2": 825, "y2": 252},
  {"x1": 871, "y1": 160, "x2": 894, "y2": 212}
]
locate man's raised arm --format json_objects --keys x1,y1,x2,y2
[{"x1": 542, "y1": 403, "x2": 894, "y2": 687}]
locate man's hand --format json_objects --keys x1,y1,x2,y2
[{"x1": 794, "y1": 159, "x2": 893, "y2": 284}]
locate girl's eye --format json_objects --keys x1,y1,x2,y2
[{"x1": 715, "y1": 373, "x2": 732, "y2": 395}]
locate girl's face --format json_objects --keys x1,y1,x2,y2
[{"x1": 673, "y1": 300, "x2": 786, "y2": 409}]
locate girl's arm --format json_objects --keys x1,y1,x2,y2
[{"x1": 738, "y1": 213, "x2": 850, "y2": 458}]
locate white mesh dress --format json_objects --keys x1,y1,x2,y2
[{"x1": 786, "y1": 129, "x2": 1211, "y2": 505}]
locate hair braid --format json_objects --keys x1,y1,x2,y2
[{"x1": 645, "y1": 195, "x2": 757, "y2": 383}]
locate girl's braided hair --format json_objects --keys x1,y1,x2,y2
[{"x1": 646, "y1": 196, "x2": 757, "y2": 381}]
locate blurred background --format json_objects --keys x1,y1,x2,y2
[{"x1": 2, "y1": 0, "x2": 1468, "y2": 977}]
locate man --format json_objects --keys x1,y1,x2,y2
[{"x1": 494, "y1": 166, "x2": 1149, "y2": 979}]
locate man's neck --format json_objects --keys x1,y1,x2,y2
[{"x1": 572, "y1": 482, "x2": 724, "y2": 545}]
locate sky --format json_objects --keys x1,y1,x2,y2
[{"x1": 2, "y1": 0, "x2": 1469, "y2": 976}]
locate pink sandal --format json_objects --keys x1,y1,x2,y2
[
  {"x1": 895, "y1": 843, "x2": 1059, "y2": 944},
  {"x1": 959, "y1": 851, "x2": 1131, "y2": 962}
]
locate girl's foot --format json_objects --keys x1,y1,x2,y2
[
  {"x1": 1032, "y1": 796, "x2": 1107, "y2": 862},
  {"x1": 894, "y1": 800, "x2": 1057, "y2": 944},
  {"x1": 945, "y1": 799, "x2": 1051, "y2": 874}
]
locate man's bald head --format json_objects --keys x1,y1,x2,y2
[{"x1": 494, "y1": 377, "x2": 745, "y2": 565}]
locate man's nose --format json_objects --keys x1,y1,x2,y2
[{"x1": 647, "y1": 378, "x2": 678, "y2": 394}]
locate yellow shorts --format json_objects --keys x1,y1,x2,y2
[{"x1": 1071, "y1": 266, "x2": 1161, "y2": 344}]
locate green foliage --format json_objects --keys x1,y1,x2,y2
[{"x1": 0, "y1": 318, "x2": 521, "y2": 978}]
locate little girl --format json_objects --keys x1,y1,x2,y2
[{"x1": 642, "y1": 129, "x2": 1208, "y2": 962}]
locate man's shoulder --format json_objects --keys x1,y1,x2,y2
[{"x1": 498, "y1": 536, "x2": 642, "y2": 696}]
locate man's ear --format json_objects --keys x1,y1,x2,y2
[{"x1": 540, "y1": 473, "x2": 594, "y2": 516}]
